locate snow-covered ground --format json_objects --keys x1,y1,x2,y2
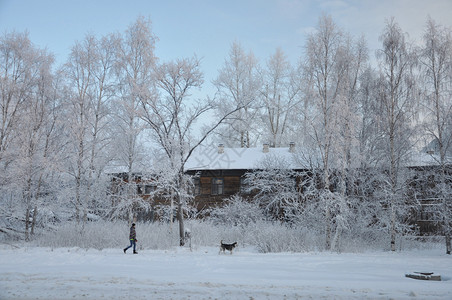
[{"x1": 1, "y1": 245, "x2": 451, "y2": 299}]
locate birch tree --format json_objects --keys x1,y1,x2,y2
[
  {"x1": 85, "y1": 34, "x2": 118, "y2": 216},
  {"x1": 63, "y1": 35, "x2": 96, "y2": 224},
  {"x1": 139, "y1": 56, "x2": 245, "y2": 246},
  {"x1": 214, "y1": 41, "x2": 260, "y2": 147},
  {"x1": 330, "y1": 35, "x2": 369, "y2": 250},
  {"x1": 244, "y1": 153, "x2": 300, "y2": 220},
  {"x1": 260, "y1": 48, "x2": 301, "y2": 147},
  {"x1": 15, "y1": 48, "x2": 56, "y2": 240},
  {"x1": 376, "y1": 18, "x2": 418, "y2": 251},
  {"x1": 64, "y1": 32, "x2": 118, "y2": 224},
  {"x1": 139, "y1": 56, "x2": 204, "y2": 245},
  {"x1": 0, "y1": 32, "x2": 61, "y2": 239},
  {"x1": 0, "y1": 32, "x2": 36, "y2": 167},
  {"x1": 420, "y1": 17, "x2": 452, "y2": 254},
  {"x1": 302, "y1": 14, "x2": 346, "y2": 250},
  {"x1": 112, "y1": 17, "x2": 157, "y2": 224}
]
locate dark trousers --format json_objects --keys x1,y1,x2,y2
[{"x1": 125, "y1": 239, "x2": 136, "y2": 252}]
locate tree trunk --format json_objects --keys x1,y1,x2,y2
[
  {"x1": 177, "y1": 196, "x2": 185, "y2": 246},
  {"x1": 446, "y1": 233, "x2": 451, "y2": 255},
  {"x1": 25, "y1": 206, "x2": 30, "y2": 241},
  {"x1": 390, "y1": 192, "x2": 397, "y2": 251},
  {"x1": 30, "y1": 205, "x2": 38, "y2": 236},
  {"x1": 325, "y1": 203, "x2": 331, "y2": 250}
]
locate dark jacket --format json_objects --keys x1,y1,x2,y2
[{"x1": 129, "y1": 225, "x2": 136, "y2": 240}]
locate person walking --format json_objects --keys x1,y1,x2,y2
[{"x1": 123, "y1": 223, "x2": 138, "y2": 254}]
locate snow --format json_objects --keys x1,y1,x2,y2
[
  {"x1": 1, "y1": 245, "x2": 451, "y2": 299},
  {"x1": 185, "y1": 145, "x2": 304, "y2": 171},
  {"x1": 406, "y1": 151, "x2": 452, "y2": 167},
  {"x1": 184, "y1": 145, "x2": 448, "y2": 172}
]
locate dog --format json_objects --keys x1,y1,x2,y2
[{"x1": 219, "y1": 240, "x2": 238, "y2": 254}]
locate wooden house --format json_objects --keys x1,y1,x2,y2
[
  {"x1": 106, "y1": 142, "x2": 451, "y2": 235},
  {"x1": 185, "y1": 143, "x2": 452, "y2": 235},
  {"x1": 184, "y1": 142, "x2": 304, "y2": 211},
  {"x1": 404, "y1": 150, "x2": 452, "y2": 235}
]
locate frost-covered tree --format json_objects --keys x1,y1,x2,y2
[
  {"x1": 63, "y1": 35, "x2": 96, "y2": 224},
  {"x1": 0, "y1": 31, "x2": 64, "y2": 239},
  {"x1": 14, "y1": 49, "x2": 56, "y2": 240},
  {"x1": 259, "y1": 48, "x2": 301, "y2": 147},
  {"x1": 63, "y1": 33, "x2": 118, "y2": 225},
  {"x1": 214, "y1": 41, "x2": 261, "y2": 147},
  {"x1": 0, "y1": 32, "x2": 37, "y2": 166},
  {"x1": 420, "y1": 17, "x2": 452, "y2": 254},
  {"x1": 356, "y1": 67, "x2": 381, "y2": 168},
  {"x1": 301, "y1": 14, "x2": 354, "y2": 250},
  {"x1": 139, "y1": 56, "x2": 204, "y2": 245},
  {"x1": 376, "y1": 18, "x2": 418, "y2": 251},
  {"x1": 330, "y1": 35, "x2": 369, "y2": 250},
  {"x1": 139, "y1": 55, "x2": 245, "y2": 246},
  {"x1": 244, "y1": 153, "x2": 300, "y2": 220},
  {"x1": 84, "y1": 34, "x2": 118, "y2": 217},
  {"x1": 111, "y1": 17, "x2": 157, "y2": 224}
]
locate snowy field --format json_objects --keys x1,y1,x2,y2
[{"x1": 1, "y1": 245, "x2": 451, "y2": 300}]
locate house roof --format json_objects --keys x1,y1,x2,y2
[
  {"x1": 185, "y1": 144, "x2": 451, "y2": 172},
  {"x1": 406, "y1": 151, "x2": 452, "y2": 167},
  {"x1": 184, "y1": 145, "x2": 305, "y2": 171}
]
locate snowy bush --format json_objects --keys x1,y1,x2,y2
[
  {"x1": 22, "y1": 218, "x2": 403, "y2": 253},
  {"x1": 208, "y1": 195, "x2": 264, "y2": 226},
  {"x1": 12, "y1": 218, "x2": 445, "y2": 253},
  {"x1": 243, "y1": 154, "x2": 301, "y2": 220},
  {"x1": 246, "y1": 221, "x2": 320, "y2": 253}
]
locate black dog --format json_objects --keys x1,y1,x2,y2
[{"x1": 219, "y1": 240, "x2": 238, "y2": 254}]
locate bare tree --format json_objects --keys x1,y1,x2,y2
[
  {"x1": 0, "y1": 32, "x2": 36, "y2": 166},
  {"x1": 85, "y1": 34, "x2": 118, "y2": 216},
  {"x1": 17, "y1": 49, "x2": 56, "y2": 240},
  {"x1": 214, "y1": 41, "x2": 261, "y2": 147},
  {"x1": 63, "y1": 35, "x2": 96, "y2": 224},
  {"x1": 112, "y1": 16, "x2": 157, "y2": 224},
  {"x1": 420, "y1": 17, "x2": 452, "y2": 254},
  {"x1": 260, "y1": 48, "x2": 301, "y2": 147},
  {"x1": 357, "y1": 67, "x2": 381, "y2": 168},
  {"x1": 139, "y1": 56, "x2": 244, "y2": 246},
  {"x1": 0, "y1": 31, "x2": 62, "y2": 239},
  {"x1": 330, "y1": 35, "x2": 369, "y2": 250},
  {"x1": 139, "y1": 56, "x2": 204, "y2": 246},
  {"x1": 244, "y1": 153, "x2": 300, "y2": 220},
  {"x1": 302, "y1": 14, "x2": 346, "y2": 250},
  {"x1": 63, "y1": 31, "x2": 119, "y2": 225},
  {"x1": 376, "y1": 17, "x2": 418, "y2": 251}
]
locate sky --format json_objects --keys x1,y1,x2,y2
[{"x1": 1, "y1": 0, "x2": 452, "y2": 95}]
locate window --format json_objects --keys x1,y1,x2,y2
[
  {"x1": 240, "y1": 177, "x2": 251, "y2": 194},
  {"x1": 193, "y1": 178, "x2": 201, "y2": 195},
  {"x1": 211, "y1": 178, "x2": 224, "y2": 195},
  {"x1": 144, "y1": 185, "x2": 156, "y2": 195},
  {"x1": 137, "y1": 184, "x2": 156, "y2": 195}
]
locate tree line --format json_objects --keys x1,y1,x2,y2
[{"x1": 0, "y1": 15, "x2": 451, "y2": 252}]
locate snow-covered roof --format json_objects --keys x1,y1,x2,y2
[
  {"x1": 185, "y1": 145, "x2": 305, "y2": 171},
  {"x1": 103, "y1": 160, "x2": 152, "y2": 175},
  {"x1": 405, "y1": 151, "x2": 452, "y2": 167},
  {"x1": 185, "y1": 144, "x2": 451, "y2": 171}
]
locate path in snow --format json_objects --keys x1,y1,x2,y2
[{"x1": 1, "y1": 245, "x2": 451, "y2": 299}]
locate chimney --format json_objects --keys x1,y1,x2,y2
[
  {"x1": 218, "y1": 143, "x2": 224, "y2": 154},
  {"x1": 289, "y1": 142, "x2": 295, "y2": 153},
  {"x1": 263, "y1": 143, "x2": 269, "y2": 153}
]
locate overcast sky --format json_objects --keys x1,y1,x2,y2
[{"x1": 1, "y1": 0, "x2": 452, "y2": 95}]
